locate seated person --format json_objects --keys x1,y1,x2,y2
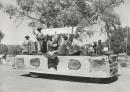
[
  {"x1": 87, "y1": 45, "x2": 94, "y2": 56},
  {"x1": 97, "y1": 40, "x2": 104, "y2": 55},
  {"x1": 68, "y1": 34, "x2": 84, "y2": 55},
  {"x1": 57, "y1": 35, "x2": 68, "y2": 56},
  {"x1": 47, "y1": 36, "x2": 54, "y2": 51},
  {"x1": 53, "y1": 37, "x2": 59, "y2": 50},
  {"x1": 93, "y1": 42, "x2": 97, "y2": 55}
]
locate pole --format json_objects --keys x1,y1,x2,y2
[
  {"x1": 126, "y1": 27, "x2": 128, "y2": 55},
  {"x1": 126, "y1": 18, "x2": 129, "y2": 56}
]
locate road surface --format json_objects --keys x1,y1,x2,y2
[{"x1": 0, "y1": 64, "x2": 130, "y2": 92}]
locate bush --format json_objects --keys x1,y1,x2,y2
[
  {"x1": 0, "y1": 44, "x2": 8, "y2": 54},
  {"x1": 7, "y1": 45, "x2": 22, "y2": 55}
]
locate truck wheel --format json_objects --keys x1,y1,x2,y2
[{"x1": 30, "y1": 72, "x2": 39, "y2": 78}]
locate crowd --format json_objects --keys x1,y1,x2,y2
[{"x1": 22, "y1": 27, "x2": 108, "y2": 56}]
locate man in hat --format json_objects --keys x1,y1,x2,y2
[
  {"x1": 33, "y1": 28, "x2": 44, "y2": 54},
  {"x1": 22, "y1": 35, "x2": 31, "y2": 54}
]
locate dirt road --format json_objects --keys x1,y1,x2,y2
[{"x1": 0, "y1": 65, "x2": 130, "y2": 92}]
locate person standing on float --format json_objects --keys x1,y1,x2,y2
[
  {"x1": 33, "y1": 28, "x2": 44, "y2": 54},
  {"x1": 22, "y1": 35, "x2": 31, "y2": 54}
]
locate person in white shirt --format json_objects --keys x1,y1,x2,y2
[
  {"x1": 33, "y1": 28, "x2": 44, "y2": 54},
  {"x1": 22, "y1": 35, "x2": 31, "y2": 54}
]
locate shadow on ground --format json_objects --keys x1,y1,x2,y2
[{"x1": 21, "y1": 73, "x2": 118, "y2": 84}]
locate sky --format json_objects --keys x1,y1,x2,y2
[
  {"x1": 115, "y1": 0, "x2": 130, "y2": 27},
  {"x1": 0, "y1": 0, "x2": 130, "y2": 45}
]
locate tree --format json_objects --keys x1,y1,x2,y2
[
  {"x1": 107, "y1": 26, "x2": 130, "y2": 55},
  {"x1": 0, "y1": 2, "x2": 3, "y2": 10},
  {"x1": 1, "y1": 0, "x2": 123, "y2": 43},
  {"x1": 2, "y1": 0, "x2": 65, "y2": 28},
  {"x1": 0, "y1": 44, "x2": 8, "y2": 54},
  {"x1": 7, "y1": 45, "x2": 22, "y2": 55},
  {"x1": 58, "y1": 4, "x2": 82, "y2": 33},
  {"x1": 123, "y1": 27, "x2": 130, "y2": 55},
  {"x1": 90, "y1": 0, "x2": 124, "y2": 50},
  {"x1": 2, "y1": 0, "x2": 98, "y2": 28},
  {"x1": 109, "y1": 26, "x2": 126, "y2": 54},
  {"x1": 0, "y1": 30, "x2": 4, "y2": 42},
  {"x1": 75, "y1": 0, "x2": 123, "y2": 42}
]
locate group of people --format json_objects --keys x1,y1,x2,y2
[
  {"x1": 22, "y1": 28, "x2": 47, "y2": 54},
  {"x1": 22, "y1": 27, "x2": 106, "y2": 56},
  {"x1": 93, "y1": 40, "x2": 104, "y2": 55}
]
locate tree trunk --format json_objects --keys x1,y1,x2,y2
[
  {"x1": 107, "y1": 31, "x2": 111, "y2": 51},
  {"x1": 105, "y1": 23, "x2": 111, "y2": 51}
]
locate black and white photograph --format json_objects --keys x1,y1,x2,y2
[{"x1": 0, "y1": 0, "x2": 130, "y2": 92}]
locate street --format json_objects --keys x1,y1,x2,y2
[{"x1": 0, "y1": 65, "x2": 130, "y2": 92}]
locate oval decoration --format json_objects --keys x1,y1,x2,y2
[
  {"x1": 30, "y1": 58, "x2": 40, "y2": 67},
  {"x1": 68, "y1": 59, "x2": 81, "y2": 70}
]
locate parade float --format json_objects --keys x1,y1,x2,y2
[
  {"x1": 15, "y1": 54, "x2": 118, "y2": 82},
  {"x1": 13, "y1": 26, "x2": 119, "y2": 83}
]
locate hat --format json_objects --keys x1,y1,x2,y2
[
  {"x1": 25, "y1": 35, "x2": 30, "y2": 38},
  {"x1": 37, "y1": 28, "x2": 42, "y2": 31}
]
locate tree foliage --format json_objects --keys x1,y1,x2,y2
[
  {"x1": 1, "y1": 0, "x2": 124, "y2": 47},
  {"x1": 1, "y1": 0, "x2": 106, "y2": 28},
  {"x1": 0, "y1": 30, "x2": 4, "y2": 42},
  {"x1": 123, "y1": 27, "x2": 130, "y2": 55},
  {"x1": 0, "y1": 2, "x2": 3, "y2": 10},
  {"x1": 0, "y1": 44, "x2": 8, "y2": 54},
  {"x1": 109, "y1": 26, "x2": 125, "y2": 54},
  {"x1": 1, "y1": 0, "x2": 124, "y2": 28},
  {"x1": 91, "y1": 0, "x2": 124, "y2": 50},
  {"x1": 109, "y1": 26, "x2": 130, "y2": 55},
  {"x1": 7, "y1": 45, "x2": 22, "y2": 55}
]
